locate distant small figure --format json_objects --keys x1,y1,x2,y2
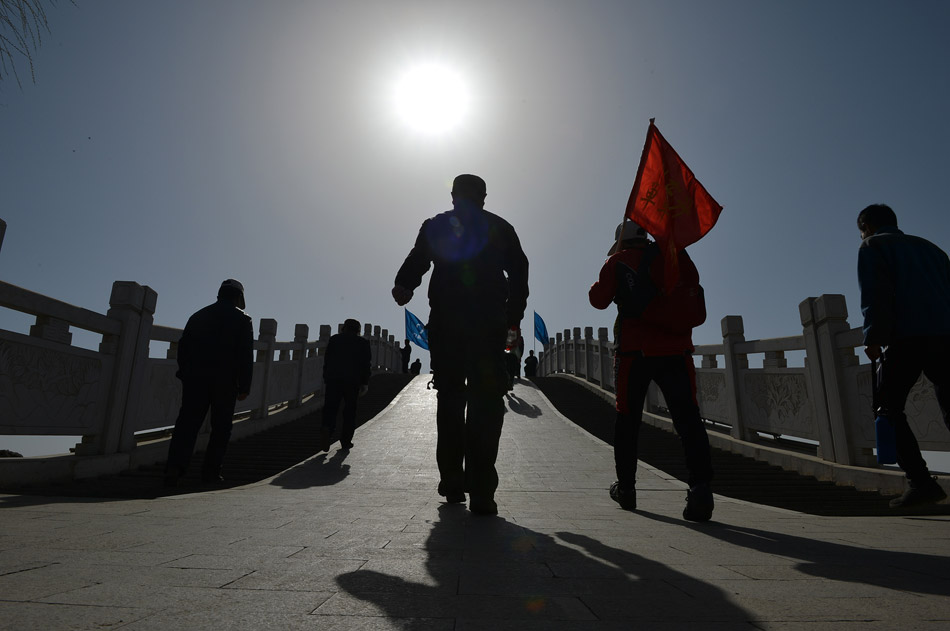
[
  {"x1": 589, "y1": 220, "x2": 713, "y2": 521},
  {"x1": 410, "y1": 358, "x2": 422, "y2": 375},
  {"x1": 165, "y1": 279, "x2": 253, "y2": 487},
  {"x1": 392, "y1": 174, "x2": 529, "y2": 515},
  {"x1": 400, "y1": 339, "x2": 412, "y2": 373},
  {"x1": 857, "y1": 204, "x2": 950, "y2": 508},
  {"x1": 523, "y1": 349, "x2": 538, "y2": 377},
  {"x1": 321, "y1": 319, "x2": 372, "y2": 452}
]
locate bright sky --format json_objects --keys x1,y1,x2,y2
[{"x1": 2, "y1": 0, "x2": 949, "y2": 456}]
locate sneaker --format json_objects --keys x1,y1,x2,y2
[
  {"x1": 889, "y1": 477, "x2": 947, "y2": 508},
  {"x1": 201, "y1": 474, "x2": 225, "y2": 485},
  {"x1": 341, "y1": 441, "x2": 354, "y2": 450},
  {"x1": 469, "y1": 495, "x2": 498, "y2": 515},
  {"x1": 609, "y1": 481, "x2": 637, "y2": 511},
  {"x1": 683, "y1": 482, "x2": 714, "y2": 522}
]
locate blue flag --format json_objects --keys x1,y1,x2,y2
[
  {"x1": 405, "y1": 309, "x2": 429, "y2": 350},
  {"x1": 534, "y1": 311, "x2": 549, "y2": 346}
]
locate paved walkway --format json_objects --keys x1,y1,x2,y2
[{"x1": 1, "y1": 377, "x2": 948, "y2": 629}]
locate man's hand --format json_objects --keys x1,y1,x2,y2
[
  {"x1": 359, "y1": 385, "x2": 369, "y2": 397},
  {"x1": 237, "y1": 392, "x2": 249, "y2": 401},
  {"x1": 392, "y1": 285, "x2": 413, "y2": 306},
  {"x1": 864, "y1": 345, "x2": 882, "y2": 361}
]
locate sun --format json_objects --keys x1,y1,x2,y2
[{"x1": 394, "y1": 63, "x2": 469, "y2": 135}]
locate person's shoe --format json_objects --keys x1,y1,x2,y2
[
  {"x1": 683, "y1": 482, "x2": 714, "y2": 522},
  {"x1": 201, "y1": 473, "x2": 225, "y2": 484},
  {"x1": 319, "y1": 427, "x2": 332, "y2": 453},
  {"x1": 341, "y1": 441, "x2": 354, "y2": 450},
  {"x1": 437, "y1": 482, "x2": 465, "y2": 504},
  {"x1": 889, "y1": 477, "x2": 947, "y2": 508},
  {"x1": 609, "y1": 481, "x2": 637, "y2": 511},
  {"x1": 469, "y1": 495, "x2": 498, "y2": 516}
]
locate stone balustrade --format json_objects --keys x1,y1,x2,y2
[
  {"x1": 0, "y1": 279, "x2": 401, "y2": 484},
  {"x1": 538, "y1": 294, "x2": 950, "y2": 470}
]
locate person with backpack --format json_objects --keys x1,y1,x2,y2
[{"x1": 589, "y1": 220, "x2": 714, "y2": 521}]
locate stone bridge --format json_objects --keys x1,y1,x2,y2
[{"x1": 1, "y1": 274, "x2": 949, "y2": 497}]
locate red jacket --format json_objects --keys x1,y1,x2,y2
[{"x1": 589, "y1": 242, "x2": 705, "y2": 355}]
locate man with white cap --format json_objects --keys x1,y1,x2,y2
[
  {"x1": 589, "y1": 220, "x2": 714, "y2": 521},
  {"x1": 164, "y1": 279, "x2": 254, "y2": 487}
]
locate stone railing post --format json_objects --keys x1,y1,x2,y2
[
  {"x1": 372, "y1": 325, "x2": 382, "y2": 369},
  {"x1": 555, "y1": 332, "x2": 563, "y2": 373},
  {"x1": 388, "y1": 334, "x2": 397, "y2": 372},
  {"x1": 583, "y1": 326, "x2": 594, "y2": 384},
  {"x1": 255, "y1": 319, "x2": 278, "y2": 419},
  {"x1": 800, "y1": 295, "x2": 862, "y2": 465},
  {"x1": 598, "y1": 327, "x2": 613, "y2": 392},
  {"x1": 572, "y1": 327, "x2": 582, "y2": 375},
  {"x1": 292, "y1": 324, "x2": 308, "y2": 408},
  {"x1": 380, "y1": 329, "x2": 390, "y2": 372},
  {"x1": 80, "y1": 281, "x2": 157, "y2": 456},
  {"x1": 721, "y1": 315, "x2": 751, "y2": 441}
]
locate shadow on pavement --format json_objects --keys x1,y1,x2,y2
[
  {"x1": 333, "y1": 504, "x2": 758, "y2": 627},
  {"x1": 505, "y1": 390, "x2": 542, "y2": 419},
  {"x1": 638, "y1": 509, "x2": 950, "y2": 596},
  {"x1": 270, "y1": 448, "x2": 351, "y2": 489}
]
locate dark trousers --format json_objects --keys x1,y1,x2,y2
[
  {"x1": 614, "y1": 352, "x2": 713, "y2": 488},
  {"x1": 429, "y1": 319, "x2": 508, "y2": 498},
  {"x1": 323, "y1": 381, "x2": 360, "y2": 445},
  {"x1": 166, "y1": 379, "x2": 238, "y2": 478},
  {"x1": 877, "y1": 337, "x2": 950, "y2": 483}
]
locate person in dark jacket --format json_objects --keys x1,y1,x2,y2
[
  {"x1": 523, "y1": 350, "x2": 538, "y2": 377},
  {"x1": 320, "y1": 318, "x2": 372, "y2": 451},
  {"x1": 392, "y1": 174, "x2": 529, "y2": 515},
  {"x1": 857, "y1": 204, "x2": 950, "y2": 507},
  {"x1": 410, "y1": 358, "x2": 422, "y2": 375},
  {"x1": 589, "y1": 220, "x2": 714, "y2": 521},
  {"x1": 165, "y1": 279, "x2": 254, "y2": 487}
]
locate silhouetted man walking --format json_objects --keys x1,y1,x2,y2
[
  {"x1": 590, "y1": 220, "x2": 714, "y2": 521},
  {"x1": 320, "y1": 318, "x2": 371, "y2": 451},
  {"x1": 857, "y1": 204, "x2": 950, "y2": 507},
  {"x1": 523, "y1": 350, "x2": 538, "y2": 377},
  {"x1": 165, "y1": 279, "x2": 253, "y2": 487},
  {"x1": 392, "y1": 174, "x2": 529, "y2": 515}
]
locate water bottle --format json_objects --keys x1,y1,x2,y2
[{"x1": 875, "y1": 413, "x2": 897, "y2": 465}]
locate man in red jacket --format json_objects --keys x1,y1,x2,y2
[{"x1": 589, "y1": 220, "x2": 714, "y2": 521}]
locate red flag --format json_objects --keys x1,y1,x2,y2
[{"x1": 625, "y1": 119, "x2": 722, "y2": 292}]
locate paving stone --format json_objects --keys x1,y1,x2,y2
[{"x1": 0, "y1": 377, "x2": 947, "y2": 630}]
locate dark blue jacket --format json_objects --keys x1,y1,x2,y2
[
  {"x1": 177, "y1": 299, "x2": 254, "y2": 392},
  {"x1": 858, "y1": 226, "x2": 950, "y2": 345},
  {"x1": 394, "y1": 203, "x2": 529, "y2": 329},
  {"x1": 323, "y1": 331, "x2": 372, "y2": 386}
]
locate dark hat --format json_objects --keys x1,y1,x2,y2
[
  {"x1": 451, "y1": 174, "x2": 487, "y2": 200},
  {"x1": 219, "y1": 279, "x2": 245, "y2": 294},
  {"x1": 218, "y1": 279, "x2": 246, "y2": 309}
]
